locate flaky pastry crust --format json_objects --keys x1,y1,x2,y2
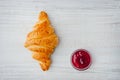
[{"x1": 24, "y1": 11, "x2": 58, "y2": 71}]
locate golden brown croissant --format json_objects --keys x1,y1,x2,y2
[{"x1": 24, "y1": 11, "x2": 58, "y2": 71}]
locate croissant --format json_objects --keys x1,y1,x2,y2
[{"x1": 24, "y1": 11, "x2": 59, "y2": 71}]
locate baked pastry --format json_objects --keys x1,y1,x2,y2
[{"x1": 24, "y1": 11, "x2": 58, "y2": 71}]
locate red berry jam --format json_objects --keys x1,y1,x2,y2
[{"x1": 71, "y1": 49, "x2": 91, "y2": 71}]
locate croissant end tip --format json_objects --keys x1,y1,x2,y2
[
  {"x1": 39, "y1": 63, "x2": 50, "y2": 71},
  {"x1": 40, "y1": 11, "x2": 47, "y2": 14},
  {"x1": 39, "y1": 11, "x2": 48, "y2": 20}
]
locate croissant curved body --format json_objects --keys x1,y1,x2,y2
[{"x1": 24, "y1": 11, "x2": 58, "y2": 71}]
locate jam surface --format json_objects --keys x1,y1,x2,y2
[{"x1": 71, "y1": 49, "x2": 91, "y2": 71}]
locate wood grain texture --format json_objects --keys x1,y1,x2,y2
[{"x1": 0, "y1": 0, "x2": 120, "y2": 80}]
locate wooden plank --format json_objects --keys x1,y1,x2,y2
[{"x1": 0, "y1": 0, "x2": 120, "y2": 80}]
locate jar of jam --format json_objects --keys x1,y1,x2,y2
[{"x1": 71, "y1": 49, "x2": 91, "y2": 71}]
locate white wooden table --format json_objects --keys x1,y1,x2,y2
[{"x1": 0, "y1": 0, "x2": 120, "y2": 80}]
